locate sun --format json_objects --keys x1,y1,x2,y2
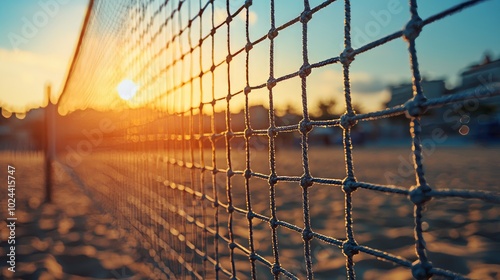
[{"x1": 117, "y1": 79, "x2": 138, "y2": 100}]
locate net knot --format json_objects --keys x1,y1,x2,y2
[
  {"x1": 267, "y1": 77, "x2": 277, "y2": 90},
  {"x1": 271, "y1": 263, "x2": 281, "y2": 276},
  {"x1": 302, "y1": 228, "x2": 314, "y2": 241},
  {"x1": 244, "y1": 86, "x2": 251, "y2": 94},
  {"x1": 228, "y1": 242, "x2": 236, "y2": 250},
  {"x1": 340, "y1": 113, "x2": 358, "y2": 130},
  {"x1": 409, "y1": 185, "x2": 432, "y2": 205},
  {"x1": 212, "y1": 167, "x2": 218, "y2": 175},
  {"x1": 244, "y1": 168, "x2": 252, "y2": 179},
  {"x1": 226, "y1": 93, "x2": 232, "y2": 101},
  {"x1": 340, "y1": 47, "x2": 355, "y2": 66},
  {"x1": 403, "y1": 16, "x2": 423, "y2": 42},
  {"x1": 246, "y1": 210, "x2": 254, "y2": 220},
  {"x1": 210, "y1": 64, "x2": 216, "y2": 72},
  {"x1": 226, "y1": 54, "x2": 232, "y2": 64},
  {"x1": 249, "y1": 252, "x2": 256, "y2": 261},
  {"x1": 342, "y1": 240, "x2": 359, "y2": 257},
  {"x1": 268, "y1": 126, "x2": 277, "y2": 138},
  {"x1": 300, "y1": 9, "x2": 312, "y2": 24},
  {"x1": 300, "y1": 174, "x2": 313, "y2": 189},
  {"x1": 269, "y1": 217, "x2": 279, "y2": 229},
  {"x1": 225, "y1": 16, "x2": 233, "y2": 25},
  {"x1": 245, "y1": 42, "x2": 253, "y2": 52},
  {"x1": 226, "y1": 168, "x2": 234, "y2": 178},
  {"x1": 267, "y1": 28, "x2": 278, "y2": 40},
  {"x1": 199, "y1": 71, "x2": 204, "y2": 79},
  {"x1": 404, "y1": 95, "x2": 428, "y2": 118},
  {"x1": 215, "y1": 264, "x2": 221, "y2": 272},
  {"x1": 299, "y1": 119, "x2": 312, "y2": 135},
  {"x1": 299, "y1": 63, "x2": 312, "y2": 78},
  {"x1": 411, "y1": 260, "x2": 433, "y2": 280},
  {"x1": 342, "y1": 177, "x2": 358, "y2": 193},
  {"x1": 213, "y1": 200, "x2": 219, "y2": 207},
  {"x1": 245, "y1": 0, "x2": 253, "y2": 8},
  {"x1": 244, "y1": 128, "x2": 253, "y2": 139},
  {"x1": 210, "y1": 28, "x2": 216, "y2": 36},
  {"x1": 268, "y1": 174, "x2": 278, "y2": 186}
]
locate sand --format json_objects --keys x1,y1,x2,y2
[
  {"x1": 1, "y1": 146, "x2": 499, "y2": 279},
  {"x1": 0, "y1": 152, "x2": 158, "y2": 279}
]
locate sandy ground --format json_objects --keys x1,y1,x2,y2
[
  {"x1": 1, "y1": 146, "x2": 499, "y2": 279},
  {"x1": 0, "y1": 152, "x2": 159, "y2": 279}
]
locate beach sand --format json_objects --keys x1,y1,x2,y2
[
  {"x1": 1, "y1": 146, "x2": 499, "y2": 279},
  {"x1": 0, "y1": 152, "x2": 158, "y2": 279}
]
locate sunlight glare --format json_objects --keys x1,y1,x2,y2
[{"x1": 117, "y1": 79, "x2": 138, "y2": 100}]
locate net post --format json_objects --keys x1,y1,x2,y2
[{"x1": 44, "y1": 83, "x2": 55, "y2": 203}]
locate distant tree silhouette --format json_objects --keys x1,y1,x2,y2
[
  {"x1": 282, "y1": 103, "x2": 300, "y2": 116},
  {"x1": 315, "y1": 98, "x2": 339, "y2": 120}
]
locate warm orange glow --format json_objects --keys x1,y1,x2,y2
[{"x1": 1, "y1": 108, "x2": 12, "y2": 118}]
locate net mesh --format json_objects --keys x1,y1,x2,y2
[{"x1": 57, "y1": 0, "x2": 500, "y2": 279}]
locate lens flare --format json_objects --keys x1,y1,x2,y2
[{"x1": 117, "y1": 79, "x2": 138, "y2": 100}]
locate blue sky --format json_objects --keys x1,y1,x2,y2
[
  {"x1": 213, "y1": 0, "x2": 500, "y2": 113},
  {"x1": 0, "y1": 0, "x2": 499, "y2": 115}
]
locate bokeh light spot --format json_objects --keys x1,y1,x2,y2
[{"x1": 459, "y1": 125, "x2": 469, "y2": 136}]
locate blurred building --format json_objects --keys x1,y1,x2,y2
[
  {"x1": 451, "y1": 53, "x2": 500, "y2": 141},
  {"x1": 382, "y1": 53, "x2": 500, "y2": 142},
  {"x1": 384, "y1": 79, "x2": 447, "y2": 137},
  {"x1": 459, "y1": 53, "x2": 500, "y2": 91},
  {"x1": 386, "y1": 79, "x2": 446, "y2": 108},
  {"x1": 453, "y1": 53, "x2": 500, "y2": 111}
]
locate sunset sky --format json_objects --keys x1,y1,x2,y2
[
  {"x1": 1, "y1": 0, "x2": 499, "y2": 116},
  {"x1": 0, "y1": 0, "x2": 88, "y2": 116}
]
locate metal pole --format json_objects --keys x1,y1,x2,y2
[{"x1": 44, "y1": 84, "x2": 54, "y2": 203}]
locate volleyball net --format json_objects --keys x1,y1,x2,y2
[{"x1": 56, "y1": 0, "x2": 500, "y2": 279}]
